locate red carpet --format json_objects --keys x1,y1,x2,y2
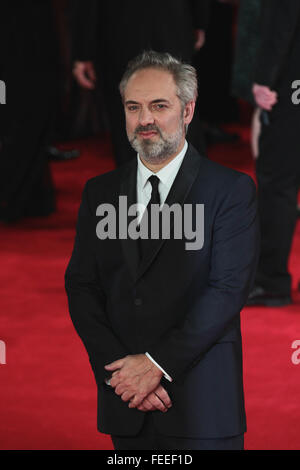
[{"x1": 0, "y1": 131, "x2": 300, "y2": 450}]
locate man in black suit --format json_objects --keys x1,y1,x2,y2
[
  {"x1": 71, "y1": 0, "x2": 210, "y2": 166},
  {"x1": 247, "y1": 0, "x2": 300, "y2": 306},
  {"x1": 65, "y1": 51, "x2": 259, "y2": 450}
]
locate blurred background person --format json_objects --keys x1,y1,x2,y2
[
  {"x1": 195, "y1": 0, "x2": 240, "y2": 145},
  {"x1": 45, "y1": 1, "x2": 81, "y2": 161},
  {"x1": 246, "y1": 0, "x2": 300, "y2": 306},
  {"x1": 71, "y1": 0, "x2": 211, "y2": 167},
  {"x1": 0, "y1": 0, "x2": 59, "y2": 222},
  {"x1": 0, "y1": 0, "x2": 83, "y2": 224},
  {"x1": 232, "y1": 0, "x2": 261, "y2": 158}
]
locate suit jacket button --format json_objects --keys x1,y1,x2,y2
[{"x1": 134, "y1": 298, "x2": 142, "y2": 306}]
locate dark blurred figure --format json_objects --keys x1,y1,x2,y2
[
  {"x1": 232, "y1": 0, "x2": 261, "y2": 157},
  {"x1": 247, "y1": 0, "x2": 300, "y2": 306},
  {"x1": 194, "y1": 0, "x2": 239, "y2": 144},
  {"x1": 50, "y1": 0, "x2": 106, "y2": 142},
  {"x1": 70, "y1": 0, "x2": 211, "y2": 166},
  {"x1": 232, "y1": 0, "x2": 261, "y2": 106},
  {"x1": 0, "y1": 1, "x2": 59, "y2": 222}
]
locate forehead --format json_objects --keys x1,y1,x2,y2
[{"x1": 124, "y1": 68, "x2": 178, "y2": 102}]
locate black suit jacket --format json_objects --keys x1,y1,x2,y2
[{"x1": 65, "y1": 144, "x2": 259, "y2": 438}]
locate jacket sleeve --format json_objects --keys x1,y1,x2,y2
[
  {"x1": 147, "y1": 174, "x2": 260, "y2": 382},
  {"x1": 65, "y1": 181, "x2": 128, "y2": 386},
  {"x1": 189, "y1": 0, "x2": 211, "y2": 30},
  {"x1": 254, "y1": 0, "x2": 300, "y2": 87},
  {"x1": 69, "y1": 0, "x2": 99, "y2": 62}
]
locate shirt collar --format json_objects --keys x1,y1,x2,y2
[{"x1": 137, "y1": 140, "x2": 188, "y2": 189}]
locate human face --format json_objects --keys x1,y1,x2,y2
[{"x1": 124, "y1": 68, "x2": 194, "y2": 167}]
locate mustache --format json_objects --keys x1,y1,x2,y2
[{"x1": 135, "y1": 124, "x2": 162, "y2": 136}]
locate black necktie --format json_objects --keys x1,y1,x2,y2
[
  {"x1": 138, "y1": 175, "x2": 161, "y2": 260},
  {"x1": 147, "y1": 175, "x2": 161, "y2": 206}
]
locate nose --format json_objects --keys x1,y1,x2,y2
[{"x1": 139, "y1": 106, "x2": 154, "y2": 126}]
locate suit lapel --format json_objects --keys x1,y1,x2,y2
[
  {"x1": 119, "y1": 159, "x2": 140, "y2": 282},
  {"x1": 136, "y1": 144, "x2": 204, "y2": 281}
]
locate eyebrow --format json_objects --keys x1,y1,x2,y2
[{"x1": 125, "y1": 99, "x2": 170, "y2": 105}]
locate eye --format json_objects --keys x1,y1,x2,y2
[
  {"x1": 127, "y1": 105, "x2": 139, "y2": 112},
  {"x1": 152, "y1": 103, "x2": 167, "y2": 111}
]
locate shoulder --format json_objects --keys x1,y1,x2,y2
[
  {"x1": 85, "y1": 165, "x2": 125, "y2": 191},
  {"x1": 189, "y1": 144, "x2": 256, "y2": 196},
  {"x1": 202, "y1": 157, "x2": 255, "y2": 189},
  {"x1": 78, "y1": 160, "x2": 136, "y2": 214},
  {"x1": 84, "y1": 159, "x2": 135, "y2": 195},
  {"x1": 200, "y1": 159, "x2": 257, "y2": 219}
]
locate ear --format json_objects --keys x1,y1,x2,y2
[{"x1": 183, "y1": 101, "x2": 196, "y2": 126}]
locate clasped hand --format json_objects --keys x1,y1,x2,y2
[
  {"x1": 252, "y1": 83, "x2": 278, "y2": 111},
  {"x1": 105, "y1": 354, "x2": 172, "y2": 412}
]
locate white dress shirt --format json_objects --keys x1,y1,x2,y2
[
  {"x1": 136, "y1": 140, "x2": 188, "y2": 223},
  {"x1": 137, "y1": 140, "x2": 188, "y2": 382}
]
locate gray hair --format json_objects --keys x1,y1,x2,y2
[{"x1": 119, "y1": 50, "x2": 198, "y2": 106}]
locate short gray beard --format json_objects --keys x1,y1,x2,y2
[{"x1": 128, "y1": 118, "x2": 185, "y2": 164}]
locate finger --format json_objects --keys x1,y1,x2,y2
[
  {"x1": 128, "y1": 394, "x2": 145, "y2": 408},
  {"x1": 257, "y1": 94, "x2": 272, "y2": 104},
  {"x1": 267, "y1": 89, "x2": 277, "y2": 96},
  {"x1": 260, "y1": 93, "x2": 273, "y2": 101},
  {"x1": 110, "y1": 374, "x2": 126, "y2": 388},
  {"x1": 269, "y1": 95, "x2": 277, "y2": 104},
  {"x1": 269, "y1": 92, "x2": 277, "y2": 100},
  {"x1": 264, "y1": 94, "x2": 277, "y2": 104},
  {"x1": 155, "y1": 386, "x2": 172, "y2": 408},
  {"x1": 110, "y1": 375, "x2": 121, "y2": 388},
  {"x1": 137, "y1": 402, "x2": 152, "y2": 412},
  {"x1": 259, "y1": 101, "x2": 272, "y2": 110},
  {"x1": 265, "y1": 99, "x2": 276, "y2": 106},
  {"x1": 120, "y1": 390, "x2": 134, "y2": 402},
  {"x1": 256, "y1": 97, "x2": 272, "y2": 110},
  {"x1": 147, "y1": 393, "x2": 167, "y2": 412},
  {"x1": 109, "y1": 371, "x2": 119, "y2": 385},
  {"x1": 105, "y1": 358, "x2": 125, "y2": 370},
  {"x1": 115, "y1": 384, "x2": 126, "y2": 395},
  {"x1": 140, "y1": 397, "x2": 155, "y2": 411},
  {"x1": 265, "y1": 104, "x2": 274, "y2": 111},
  {"x1": 137, "y1": 404, "x2": 147, "y2": 411},
  {"x1": 260, "y1": 103, "x2": 271, "y2": 111},
  {"x1": 260, "y1": 99, "x2": 274, "y2": 110}
]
